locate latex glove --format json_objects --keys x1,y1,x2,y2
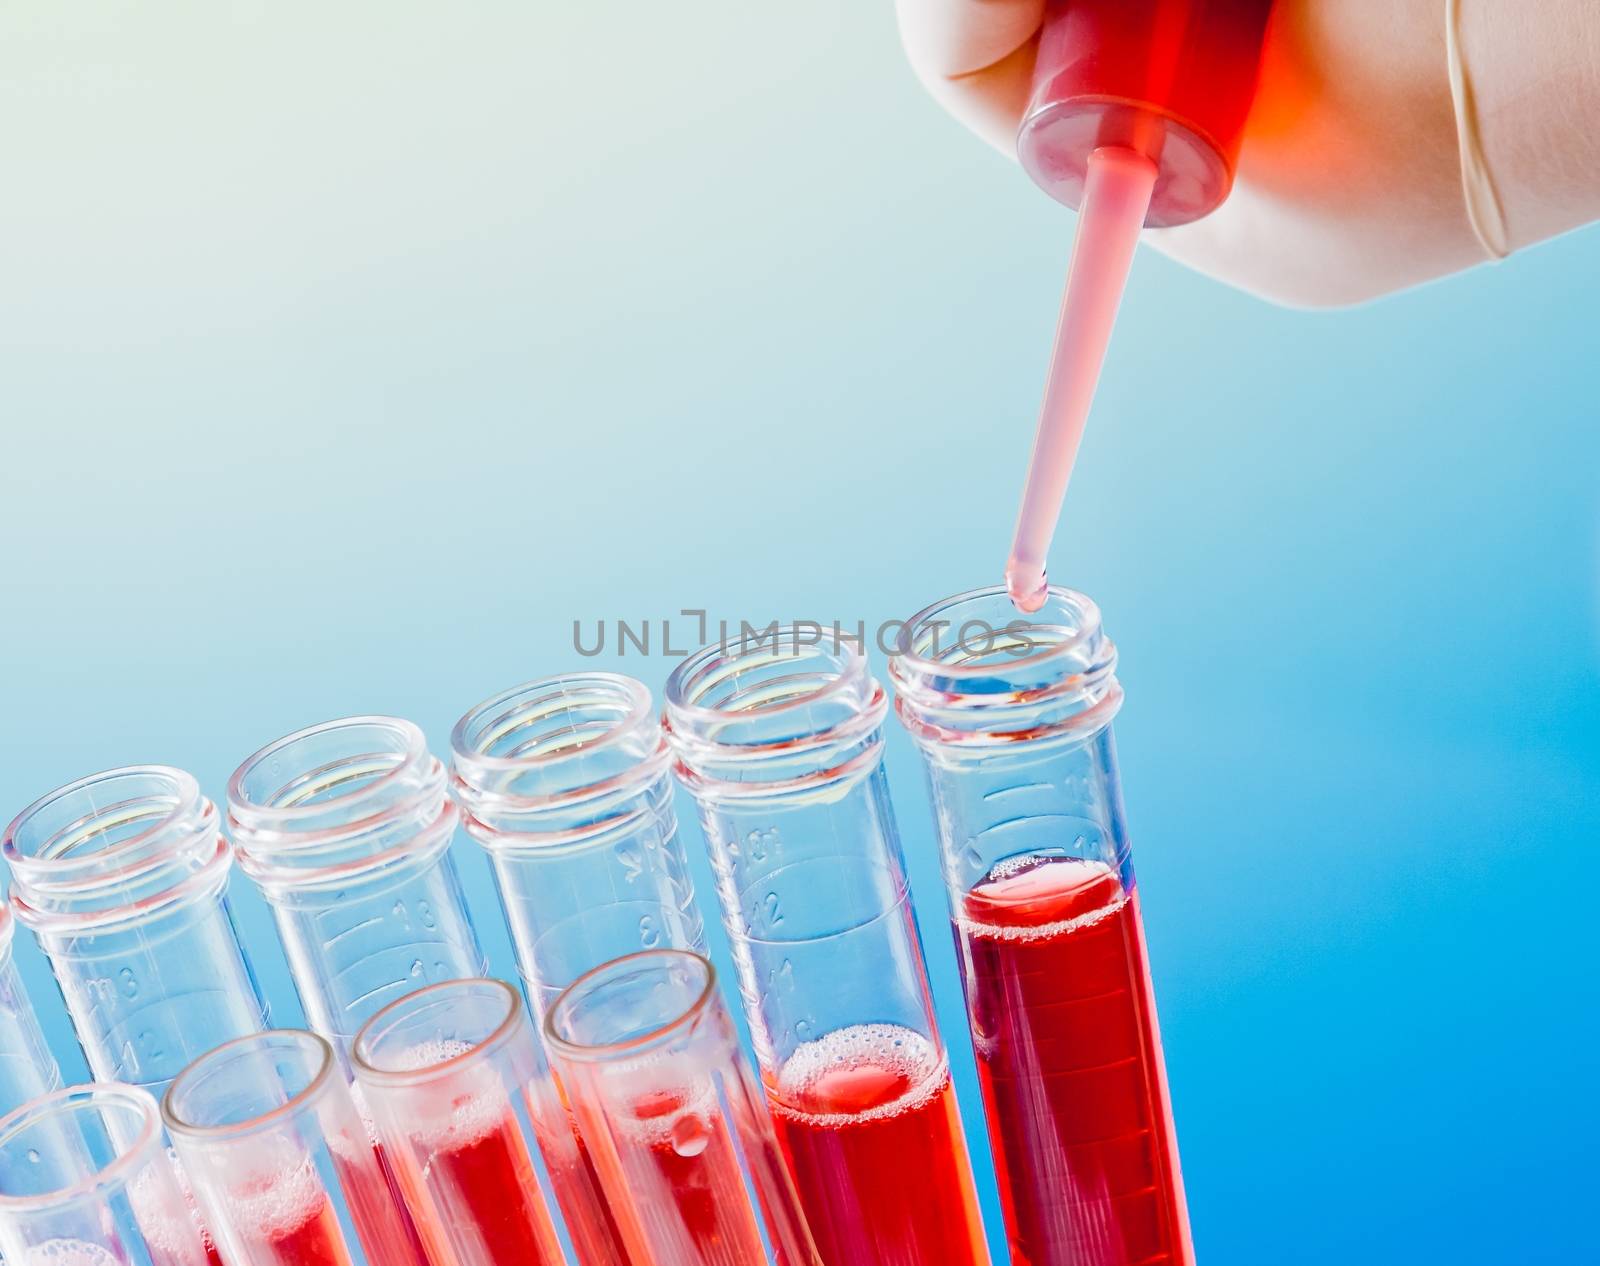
[{"x1": 897, "y1": 0, "x2": 1600, "y2": 306}]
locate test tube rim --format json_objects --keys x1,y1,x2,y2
[
  {"x1": 9, "y1": 833, "x2": 234, "y2": 936},
  {"x1": 663, "y1": 628, "x2": 889, "y2": 786},
  {"x1": 888, "y1": 584, "x2": 1110, "y2": 684},
  {"x1": 663, "y1": 626, "x2": 873, "y2": 729},
  {"x1": 3, "y1": 764, "x2": 210, "y2": 880},
  {"x1": 543, "y1": 948, "x2": 717, "y2": 1064},
  {"x1": 349, "y1": 976, "x2": 524, "y2": 1087},
  {"x1": 227, "y1": 714, "x2": 434, "y2": 833},
  {"x1": 450, "y1": 671, "x2": 659, "y2": 780},
  {"x1": 160, "y1": 1028, "x2": 337, "y2": 1143},
  {"x1": 0, "y1": 1082, "x2": 163, "y2": 1214}
]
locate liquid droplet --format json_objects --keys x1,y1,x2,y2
[
  {"x1": 1006, "y1": 561, "x2": 1048, "y2": 614},
  {"x1": 409, "y1": 960, "x2": 424, "y2": 978},
  {"x1": 25, "y1": 1148, "x2": 39, "y2": 1164},
  {"x1": 670, "y1": 1114, "x2": 711, "y2": 1157}
]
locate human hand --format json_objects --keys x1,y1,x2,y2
[{"x1": 896, "y1": 0, "x2": 1600, "y2": 306}]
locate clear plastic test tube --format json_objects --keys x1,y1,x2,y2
[
  {"x1": 3, "y1": 767, "x2": 275, "y2": 1266},
  {"x1": 449, "y1": 675, "x2": 709, "y2": 1266},
  {"x1": 229, "y1": 715, "x2": 624, "y2": 1262},
  {"x1": 0, "y1": 906, "x2": 62, "y2": 1117},
  {"x1": 889, "y1": 586, "x2": 1191, "y2": 1266},
  {"x1": 351, "y1": 979, "x2": 569, "y2": 1266},
  {"x1": 544, "y1": 950, "x2": 819, "y2": 1266},
  {"x1": 226, "y1": 716, "x2": 490, "y2": 1266},
  {"x1": 164, "y1": 1030, "x2": 412, "y2": 1266},
  {"x1": 0, "y1": 1083, "x2": 210, "y2": 1266},
  {"x1": 226, "y1": 718, "x2": 485, "y2": 1062},
  {"x1": 2, "y1": 767, "x2": 269, "y2": 1095},
  {"x1": 663, "y1": 630, "x2": 989, "y2": 1265},
  {"x1": 449, "y1": 673, "x2": 707, "y2": 1014}
]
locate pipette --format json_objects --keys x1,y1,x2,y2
[{"x1": 1004, "y1": 0, "x2": 1275, "y2": 611}]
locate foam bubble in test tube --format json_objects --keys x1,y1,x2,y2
[
  {"x1": 1003, "y1": 0, "x2": 1274, "y2": 608},
  {"x1": 164, "y1": 1030, "x2": 416, "y2": 1266}
]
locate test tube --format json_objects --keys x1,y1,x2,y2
[
  {"x1": 3, "y1": 767, "x2": 269, "y2": 1264},
  {"x1": 226, "y1": 718, "x2": 485, "y2": 1062},
  {"x1": 889, "y1": 586, "x2": 1191, "y2": 1266},
  {"x1": 0, "y1": 1084, "x2": 210, "y2": 1266},
  {"x1": 164, "y1": 1030, "x2": 411, "y2": 1266},
  {"x1": 351, "y1": 979, "x2": 569, "y2": 1266},
  {"x1": 663, "y1": 630, "x2": 990, "y2": 1265},
  {"x1": 448, "y1": 675, "x2": 710, "y2": 1266},
  {"x1": 449, "y1": 673, "x2": 707, "y2": 1015},
  {"x1": 544, "y1": 950, "x2": 818, "y2": 1266},
  {"x1": 225, "y1": 716, "x2": 490, "y2": 1266},
  {"x1": 2, "y1": 767, "x2": 269, "y2": 1095},
  {"x1": 0, "y1": 905, "x2": 62, "y2": 1117}
]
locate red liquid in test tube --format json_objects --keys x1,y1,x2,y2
[
  {"x1": 957, "y1": 856, "x2": 1188, "y2": 1265},
  {"x1": 553, "y1": 1093, "x2": 639, "y2": 1264},
  {"x1": 332, "y1": 1143, "x2": 435, "y2": 1266},
  {"x1": 767, "y1": 1026, "x2": 987, "y2": 1266},
  {"x1": 218, "y1": 1164, "x2": 356, "y2": 1266},
  {"x1": 626, "y1": 1088, "x2": 769, "y2": 1262},
  {"x1": 401, "y1": 1094, "x2": 566, "y2": 1266},
  {"x1": 371, "y1": 1143, "x2": 433, "y2": 1266}
]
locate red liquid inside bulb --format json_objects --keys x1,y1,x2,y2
[
  {"x1": 956, "y1": 857, "x2": 1190, "y2": 1265},
  {"x1": 1020, "y1": 0, "x2": 1274, "y2": 226},
  {"x1": 768, "y1": 1025, "x2": 988, "y2": 1265}
]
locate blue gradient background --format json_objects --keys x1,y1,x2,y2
[{"x1": 1, "y1": 6, "x2": 1596, "y2": 1263}]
